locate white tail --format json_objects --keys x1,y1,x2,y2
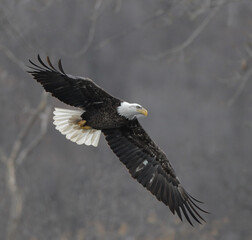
[{"x1": 53, "y1": 108, "x2": 101, "y2": 147}]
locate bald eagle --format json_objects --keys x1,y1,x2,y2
[{"x1": 28, "y1": 55, "x2": 207, "y2": 225}]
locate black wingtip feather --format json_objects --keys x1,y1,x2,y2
[
  {"x1": 184, "y1": 201, "x2": 202, "y2": 224},
  {"x1": 37, "y1": 54, "x2": 52, "y2": 71},
  {"x1": 46, "y1": 56, "x2": 57, "y2": 71},
  {"x1": 175, "y1": 207, "x2": 183, "y2": 222},
  {"x1": 28, "y1": 59, "x2": 45, "y2": 71},
  {"x1": 180, "y1": 203, "x2": 193, "y2": 226},
  {"x1": 187, "y1": 200, "x2": 206, "y2": 223},
  {"x1": 58, "y1": 59, "x2": 66, "y2": 74},
  {"x1": 28, "y1": 55, "x2": 64, "y2": 74},
  {"x1": 188, "y1": 197, "x2": 210, "y2": 214},
  {"x1": 186, "y1": 191, "x2": 205, "y2": 204}
]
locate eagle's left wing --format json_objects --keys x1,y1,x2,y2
[
  {"x1": 28, "y1": 55, "x2": 120, "y2": 109},
  {"x1": 103, "y1": 120, "x2": 207, "y2": 226}
]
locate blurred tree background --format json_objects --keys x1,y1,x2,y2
[{"x1": 0, "y1": 0, "x2": 252, "y2": 239}]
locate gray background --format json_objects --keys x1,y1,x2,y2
[{"x1": 0, "y1": 0, "x2": 251, "y2": 239}]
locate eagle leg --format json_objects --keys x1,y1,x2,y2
[{"x1": 77, "y1": 120, "x2": 92, "y2": 130}]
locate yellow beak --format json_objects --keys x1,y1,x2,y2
[{"x1": 137, "y1": 108, "x2": 148, "y2": 116}]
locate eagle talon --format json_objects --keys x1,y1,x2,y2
[
  {"x1": 77, "y1": 120, "x2": 87, "y2": 127},
  {"x1": 77, "y1": 120, "x2": 92, "y2": 129}
]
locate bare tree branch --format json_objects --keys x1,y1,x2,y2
[
  {"x1": 16, "y1": 106, "x2": 52, "y2": 166},
  {"x1": 147, "y1": 0, "x2": 225, "y2": 61},
  {"x1": 227, "y1": 43, "x2": 252, "y2": 106},
  {"x1": 5, "y1": 158, "x2": 22, "y2": 240},
  {"x1": 95, "y1": 9, "x2": 167, "y2": 51},
  {"x1": 7, "y1": 92, "x2": 49, "y2": 165},
  {"x1": 0, "y1": 148, "x2": 7, "y2": 164},
  {"x1": 4, "y1": 91, "x2": 50, "y2": 240},
  {"x1": 189, "y1": 0, "x2": 212, "y2": 20},
  {"x1": 0, "y1": 43, "x2": 27, "y2": 71},
  {"x1": 70, "y1": 0, "x2": 103, "y2": 57},
  {"x1": 227, "y1": 67, "x2": 252, "y2": 106}
]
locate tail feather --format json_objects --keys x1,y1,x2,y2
[{"x1": 53, "y1": 108, "x2": 101, "y2": 147}]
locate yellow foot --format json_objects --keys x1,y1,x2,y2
[
  {"x1": 77, "y1": 120, "x2": 92, "y2": 130},
  {"x1": 77, "y1": 120, "x2": 86, "y2": 127}
]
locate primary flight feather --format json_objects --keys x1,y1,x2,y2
[{"x1": 28, "y1": 55, "x2": 207, "y2": 225}]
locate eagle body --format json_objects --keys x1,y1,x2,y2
[
  {"x1": 81, "y1": 100, "x2": 128, "y2": 129},
  {"x1": 28, "y1": 55, "x2": 207, "y2": 226}
]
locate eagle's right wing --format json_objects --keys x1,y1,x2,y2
[
  {"x1": 103, "y1": 120, "x2": 208, "y2": 226},
  {"x1": 28, "y1": 55, "x2": 120, "y2": 109}
]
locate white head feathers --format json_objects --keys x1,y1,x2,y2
[{"x1": 117, "y1": 101, "x2": 148, "y2": 120}]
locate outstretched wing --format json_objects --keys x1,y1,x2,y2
[
  {"x1": 103, "y1": 120, "x2": 208, "y2": 226},
  {"x1": 28, "y1": 55, "x2": 120, "y2": 109}
]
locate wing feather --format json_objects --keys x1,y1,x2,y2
[
  {"x1": 103, "y1": 120, "x2": 207, "y2": 225},
  {"x1": 28, "y1": 55, "x2": 120, "y2": 109}
]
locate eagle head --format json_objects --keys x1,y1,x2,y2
[{"x1": 117, "y1": 101, "x2": 148, "y2": 120}]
